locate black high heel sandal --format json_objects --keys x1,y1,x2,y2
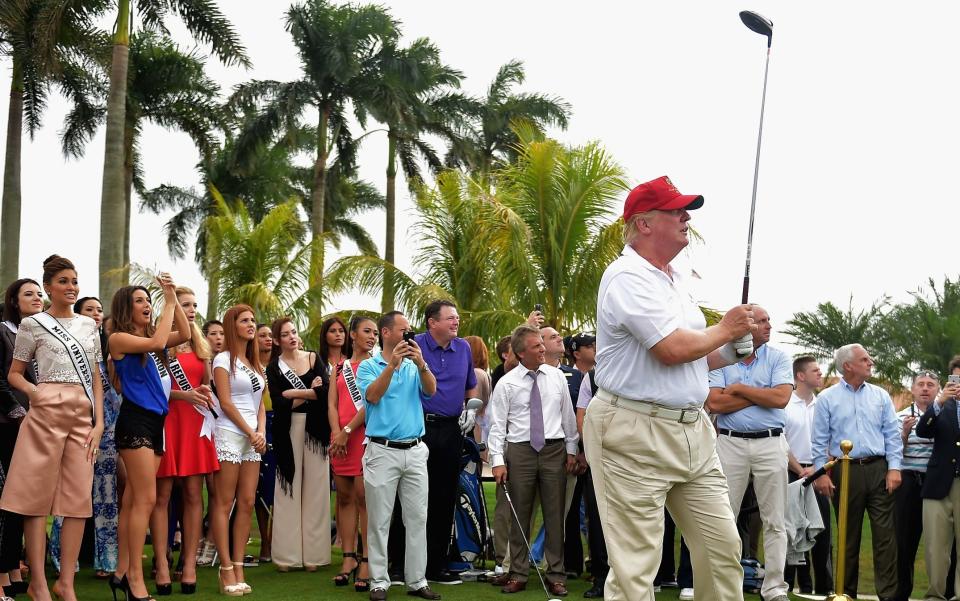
[
  {"x1": 155, "y1": 581, "x2": 172, "y2": 596},
  {"x1": 333, "y1": 552, "x2": 358, "y2": 586},
  {"x1": 354, "y1": 557, "x2": 370, "y2": 593},
  {"x1": 108, "y1": 574, "x2": 127, "y2": 601},
  {"x1": 179, "y1": 581, "x2": 196, "y2": 595}
]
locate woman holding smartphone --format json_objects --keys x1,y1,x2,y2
[
  {"x1": 211, "y1": 305, "x2": 266, "y2": 596},
  {"x1": 109, "y1": 277, "x2": 190, "y2": 601}
]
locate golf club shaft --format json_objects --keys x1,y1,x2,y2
[
  {"x1": 742, "y1": 45, "x2": 771, "y2": 305},
  {"x1": 500, "y1": 482, "x2": 552, "y2": 597}
]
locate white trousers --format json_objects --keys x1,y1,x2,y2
[
  {"x1": 272, "y1": 413, "x2": 332, "y2": 569},
  {"x1": 716, "y1": 433, "x2": 789, "y2": 600},
  {"x1": 363, "y1": 441, "x2": 429, "y2": 592}
]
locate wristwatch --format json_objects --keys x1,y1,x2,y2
[
  {"x1": 418, "y1": 363, "x2": 431, "y2": 373},
  {"x1": 343, "y1": 425, "x2": 352, "y2": 435}
]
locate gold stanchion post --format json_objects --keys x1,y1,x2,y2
[{"x1": 826, "y1": 440, "x2": 854, "y2": 601}]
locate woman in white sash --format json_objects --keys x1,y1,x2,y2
[
  {"x1": 0, "y1": 255, "x2": 104, "y2": 601},
  {"x1": 110, "y1": 279, "x2": 190, "y2": 601},
  {"x1": 152, "y1": 287, "x2": 218, "y2": 595},
  {"x1": 211, "y1": 304, "x2": 266, "y2": 596},
  {"x1": 328, "y1": 316, "x2": 378, "y2": 591},
  {"x1": 265, "y1": 317, "x2": 332, "y2": 573},
  {"x1": 0, "y1": 278, "x2": 42, "y2": 599}
]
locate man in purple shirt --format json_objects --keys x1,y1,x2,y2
[{"x1": 414, "y1": 300, "x2": 478, "y2": 584}]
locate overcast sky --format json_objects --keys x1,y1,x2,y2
[{"x1": 2, "y1": 1, "x2": 957, "y2": 352}]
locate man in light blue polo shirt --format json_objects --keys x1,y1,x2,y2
[
  {"x1": 358, "y1": 311, "x2": 439, "y2": 601},
  {"x1": 706, "y1": 306, "x2": 793, "y2": 601}
]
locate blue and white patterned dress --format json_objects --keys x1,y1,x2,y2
[{"x1": 50, "y1": 360, "x2": 121, "y2": 572}]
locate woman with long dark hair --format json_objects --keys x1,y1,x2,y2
[
  {"x1": 266, "y1": 317, "x2": 331, "y2": 572},
  {"x1": 0, "y1": 255, "x2": 104, "y2": 601},
  {"x1": 109, "y1": 278, "x2": 190, "y2": 601},
  {"x1": 328, "y1": 315, "x2": 377, "y2": 591},
  {"x1": 254, "y1": 324, "x2": 275, "y2": 564},
  {"x1": 211, "y1": 305, "x2": 266, "y2": 596},
  {"x1": 0, "y1": 278, "x2": 42, "y2": 598},
  {"x1": 152, "y1": 287, "x2": 218, "y2": 595}
]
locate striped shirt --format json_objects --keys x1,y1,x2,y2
[{"x1": 897, "y1": 403, "x2": 934, "y2": 473}]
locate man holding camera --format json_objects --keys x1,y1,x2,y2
[
  {"x1": 358, "y1": 311, "x2": 439, "y2": 601},
  {"x1": 414, "y1": 300, "x2": 478, "y2": 585},
  {"x1": 489, "y1": 324, "x2": 579, "y2": 596}
]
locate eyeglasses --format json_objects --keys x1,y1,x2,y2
[{"x1": 915, "y1": 369, "x2": 940, "y2": 381}]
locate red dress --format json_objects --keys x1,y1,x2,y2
[
  {"x1": 330, "y1": 360, "x2": 365, "y2": 477},
  {"x1": 156, "y1": 351, "x2": 220, "y2": 477}
]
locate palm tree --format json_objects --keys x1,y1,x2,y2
[
  {"x1": 204, "y1": 194, "x2": 317, "y2": 329},
  {"x1": 98, "y1": 0, "x2": 248, "y2": 298},
  {"x1": 141, "y1": 126, "x2": 384, "y2": 319},
  {"x1": 328, "y1": 133, "x2": 627, "y2": 348},
  {"x1": 0, "y1": 0, "x2": 107, "y2": 285},
  {"x1": 358, "y1": 37, "x2": 464, "y2": 312},
  {"x1": 444, "y1": 59, "x2": 572, "y2": 183},
  {"x1": 228, "y1": 0, "x2": 396, "y2": 325},
  {"x1": 63, "y1": 31, "x2": 220, "y2": 269},
  {"x1": 784, "y1": 296, "x2": 889, "y2": 377}
]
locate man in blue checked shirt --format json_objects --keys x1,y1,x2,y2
[
  {"x1": 811, "y1": 343, "x2": 902, "y2": 601},
  {"x1": 707, "y1": 306, "x2": 793, "y2": 601}
]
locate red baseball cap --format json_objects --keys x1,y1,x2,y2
[{"x1": 623, "y1": 176, "x2": 704, "y2": 221}]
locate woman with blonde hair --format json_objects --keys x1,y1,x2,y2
[
  {"x1": 151, "y1": 287, "x2": 218, "y2": 595},
  {"x1": 0, "y1": 255, "x2": 104, "y2": 601},
  {"x1": 211, "y1": 305, "x2": 266, "y2": 596}
]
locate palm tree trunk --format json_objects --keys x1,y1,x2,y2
[
  {"x1": 309, "y1": 104, "x2": 330, "y2": 327},
  {"x1": 206, "y1": 251, "x2": 220, "y2": 320},
  {"x1": 381, "y1": 129, "x2": 397, "y2": 313},
  {"x1": 0, "y1": 58, "x2": 24, "y2": 286},
  {"x1": 122, "y1": 124, "x2": 134, "y2": 268},
  {"x1": 98, "y1": 0, "x2": 131, "y2": 298}
]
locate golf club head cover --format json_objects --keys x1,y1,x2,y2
[{"x1": 734, "y1": 333, "x2": 754, "y2": 356}]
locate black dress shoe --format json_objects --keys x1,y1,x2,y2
[
  {"x1": 370, "y1": 588, "x2": 388, "y2": 601},
  {"x1": 583, "y1": 585, "x2": 604, "y2": 598},
  {"x1": 407, "y1": 586, "x2": 441, "y2": 600}
]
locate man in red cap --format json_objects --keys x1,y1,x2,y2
[{"x1": 583, "y1": 175, "x2": 755, "y2": 601}]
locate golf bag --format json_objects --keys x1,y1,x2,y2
[
  {"x1": 447, "y1": 437, "x2": 491, "y2": 572},
  {"x1": 741, "y1": 558, "x2": 765, "y2": 594}
]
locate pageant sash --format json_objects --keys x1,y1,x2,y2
[
  {"x1": 278, "y1": 357, "x2": 308, "y2": 391},
  {"x1": 236, "y1": 360, "x2": 263, "y2": 395},
  {"x1": 31, "y1": 313, "x2": 95, "y2": 416},
  {"x1": 150, "y1": 351, "x2": 173, "y2": 400},
  {"x1": 341, "y1": 360, "x2": 364, "y2": 413},
  {"x1": 169, "y1": 354, "x2": 217, "y2": 439}
]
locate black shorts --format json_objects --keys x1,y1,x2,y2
[{"x1": 115, "y1": 400, "x2": 166, "y2": 455}]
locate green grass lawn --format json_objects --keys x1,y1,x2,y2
[{"x1": 58, "y1": 482, "x2": 925, "y2": 600}]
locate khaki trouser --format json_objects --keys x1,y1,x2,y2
[
  {"x1": 272, "y1": 414, "x2": 332, "y2": 569},
  {"x1": 497, "y1": 469, "x2": 577, "y2": 572},
  {"x1": 363, "y1": 440, "x2": 429, "y2": 592},
  {"x1": 716, "y1": 433, "x2": 789, "y2": 599},
  {"x1": 923, "y1": 479, "x2": 960, "y2": 600},
  {"x1": 584, "y1": 394, "x2": 743, "y2": 601}
]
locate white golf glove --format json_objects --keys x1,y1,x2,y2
[
  {"x1": 459, "y1": 408, "x2": 477, "y2": 437},
  {"x1": 734, "y1": 333, "x2": 754, "y2": 357}
]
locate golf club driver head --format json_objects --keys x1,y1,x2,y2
[{"x1": 740, "y1": 10, "x2": 773, "y2": 46}]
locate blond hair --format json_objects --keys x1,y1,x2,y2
[{"x1": 174, "y1": 286, "x2": 212, "y2": 360}]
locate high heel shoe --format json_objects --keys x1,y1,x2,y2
[
  {"x1": 155, "y1": 582, "x2": 172, "y2": 596},
  {"x1": 108, "y1": 574, "x2": 127, "y2": 601},
  {"x1": 179, "y1": 581, "x2": 197, "y2": 595},
  {"x1": 354, "y1": 556, "x2": 370, "y2": 593},
  {"x1": 334, "y1": 552, "x2": 358, "y2": 586},
  {"x1": 217, "y1": 566, "x2": 244, "y2": 597}
]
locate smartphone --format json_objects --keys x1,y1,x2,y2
[
  {"x1": 949, "y1": 374, "x2": 960, "y2": 385},
  {"x1": 402, "y1": 330, "x2": 416, "y2": 344},
  {"x1": 534, "y1": 303, "x2": 543, "y2": 314}
]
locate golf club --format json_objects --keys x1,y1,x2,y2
[
  {"x1": 738, "y1": 10, "x2": 773, "y2": 304},
  {"x1": 499, "y1": 483, "x2": 561, "y2": 601}
]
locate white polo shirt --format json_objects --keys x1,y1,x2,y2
[
  {"x1": 594, "y1": 245, "x2": 709, "y2": 409},
  {"x1": 783, "y1": 391, "x2": 817, "y2": 464}
]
